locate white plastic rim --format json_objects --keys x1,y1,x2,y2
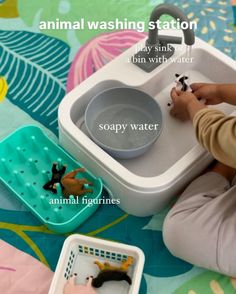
[
  {"x1": 49, "y1": 234, "x2": 145, "y2": 294},
  {"x1": 58, "y1": 33, "x2": 236, "y2": 191}
]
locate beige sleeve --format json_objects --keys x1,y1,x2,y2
[{"x1": 193, "y1": 108, "x2": 236, "y2": 168}]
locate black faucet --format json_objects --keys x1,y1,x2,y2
[{"x1": 133, "y1": 4, "x2": 195, "y2": 72}]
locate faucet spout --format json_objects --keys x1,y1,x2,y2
[
  {"x1": 147, "y1": 4, "x2": 195, "y2": 46},
  {"x1": 132, "y1": 4, "x2": 195, "y2": 72}
]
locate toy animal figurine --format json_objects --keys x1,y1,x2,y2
[
  {"x1": 43, "y1": 162, "x2": 67, "y2": 193},
  {"x1": 92, "y1": 257, "x2": 133, "y2": 288},
  {"x1": 167, "y1": 73, "x2": 192, "y2": 107},
  {"x1": 64, "y1": 274, "x2": 98, "y2": 294},
  {"x1": 61, "y1": 168, "x2": 93, "y2": 198},
  {"x1": 175, "y1": 73, "x2": 192, "y2": 92},
  {"x1": 94, "y1": 256, "x2": 133, "y2": 271}
]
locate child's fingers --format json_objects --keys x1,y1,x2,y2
[
  {"x1": 193, "y1": 87, "x2": 206, "y2": 99},
  {"x1": 170, "y1": 107, "x2": 177, "y2": 117},
  {"x1": 68, "y1": 276, "x2": 76, "y2": 285},
  {"x1": 170, "y1": 88, "x2": 180, "y2": 102},
  {"x1": 190, "y1": 83, "x2": 206, "y2": 92}
]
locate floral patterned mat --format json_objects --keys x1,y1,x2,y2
[{"x1": 0, "y1": 0, "x2": 236, "y2": 293}]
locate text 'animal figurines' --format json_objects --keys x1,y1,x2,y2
[
  {"x1": 92, "y1": 256, "x2": 133, "y2": 288},
  {"x1": 43, "y1": 162, "x2": 93, "y2": 198}
]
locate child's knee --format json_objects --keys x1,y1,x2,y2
[
  {"x1": 163, "y1": 209, "x2": 192, "y2": 259},
  {"x1": 163, "y1": 213, "x2": 178, "y2": 254},
  {"x1": 163, "y1": 207, "x2": 220, "y2": 273}
]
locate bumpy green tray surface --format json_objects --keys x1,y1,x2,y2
[{"x1": 0, "y1": 125, "x2": 103, "y2": 233}]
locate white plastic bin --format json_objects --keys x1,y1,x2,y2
[
  {"x1": 58, "y1": 34, "x2": 236, "y2": 217},
  {"x1": 49, "y1": 234, "x2": 145, "y2": 294}
]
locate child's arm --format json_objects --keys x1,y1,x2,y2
[
  {"x1": 193, "y1": 108, "x2": 236, "y2": 168},
  {"x1": 218, "y1": 84, "x2": 236, "y2": 105},
  {"x1": 192, "y1": 83, "x2": 236, "y2": 106},
  {"x1": 170, "y1": 88, "x2": 236, "y2": 168}
]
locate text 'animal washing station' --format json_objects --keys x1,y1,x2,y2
[{"x1": 59, "y1": 4, "x2": 236, "y2": 216}]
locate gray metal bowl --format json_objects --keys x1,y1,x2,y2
[{"x1": 85, "y1": 87, "x2": 163, "y2": 159}]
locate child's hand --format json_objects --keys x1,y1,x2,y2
[
  {"x1": 191, "y1": 83, "x2": 222, "y2": 105},
  {"x1": 170, "y1": 88, "x2": 198, "y2": 121}
]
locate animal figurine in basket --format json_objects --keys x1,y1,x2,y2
[
  {"x1": 61, "y1": 168, "x2": 93, "y2": 198},
  {"x1": 92, "y1": 256, "x2": 133, "y2": 288},
  {"x1": 64, "y1": 275, "x2": 98, "y2": 294}
]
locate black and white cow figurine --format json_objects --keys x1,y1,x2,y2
[{"x1": 175, "y1": 73, "x2": 192, "y2": 92}]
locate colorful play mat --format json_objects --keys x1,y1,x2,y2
[{"x1": 0, "y1": 0, "x2": 236, "y2": 293}]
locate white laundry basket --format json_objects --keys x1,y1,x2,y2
[{"x1": 49, "y1": 234, "x2": 145, "y2": 294}]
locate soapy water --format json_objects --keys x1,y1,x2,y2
[{"x1": 90, "y1": 105, "x2": 161, "y2": 150}]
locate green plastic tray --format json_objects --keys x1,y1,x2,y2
[{"x1": 0, "y1": 125, "x2": 103, "y2": 233}]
